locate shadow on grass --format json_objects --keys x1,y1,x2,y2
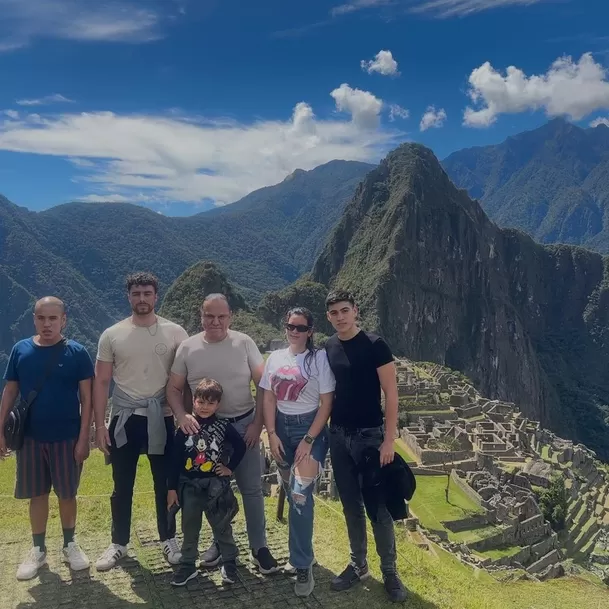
[{"x1": 15, "y1": 566, "x2": 157, "y2": 609}]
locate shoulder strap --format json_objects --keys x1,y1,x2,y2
[{"x1": 25, "y1": 338, "x2": 67, "y2": 407}]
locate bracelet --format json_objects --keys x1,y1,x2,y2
[{"x1": 267, "y1": 429, "x2": 276, "y2": 436}]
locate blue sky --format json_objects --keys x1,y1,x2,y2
[{"x1": 0, "y1": 0, "x2": 608, "y2": 215}]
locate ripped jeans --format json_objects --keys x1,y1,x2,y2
[{"x1": 275, "y1": 409, "x2": 329, "y2": 570}]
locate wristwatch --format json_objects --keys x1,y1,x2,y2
[{"x1": 304, "y1": 433, "x2": 315, "y2": 445}]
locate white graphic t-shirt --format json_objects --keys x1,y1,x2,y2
[{"x1": 260, "y1": 348, "x2": 335, "y2": 415}]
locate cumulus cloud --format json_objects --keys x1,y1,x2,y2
[
  {"x1": 330, "y1": 83, "x2": 384, "y2": 129},
  {"x1": 420, "y1": 106, "x2": 447, "y2": 131},
  {"x1": 0, "y1": 94, "x2": 399, "y2": 205},
  {"x1": 463, "y1": 53, "x2": 609, "y2": 128},
  {"x1": 590, "y1": 117, "x2": 609, "y2": 127},
  {"x1": 361, "y1": 50, "x2": 400, "y2": 76},
  {"x1": 16, "y1": 94, "x2": 74, "y2": 106},
  {"x1": 0, "y1": 0, "x2": 162, "y2": 51},
  {"x1": 410, "y1": 0, "x2": 554, "y2": 18},
  {"x1": 388, "y1": 104, "x2": 409, "y2": 121}
]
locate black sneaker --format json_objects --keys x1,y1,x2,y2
[
  {"x1": 171, "y1": 564, "x2": 198, "y2": 587},
  {"x1": 295, "y1": 567, "x2": 315, "y2": 597},
  {"x1": 252, "y1": 547, "x2": 279, "y2": 574},
  {"x1": 330, "y1": 562, "x2": 370, "y2": 591},
  {"x1": 221, "y1": 560, "x2": 238, "y2": 584},
  {"x1": 383, "y1": 573, "x2": 408, "y2": 603}
]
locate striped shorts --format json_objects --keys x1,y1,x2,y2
[{"x1": 15, "y1": 436, "x2": 83, "y2": 500}]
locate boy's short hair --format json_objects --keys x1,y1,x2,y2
[
  {"x1": 194, "y1": 378, "x2": 223, "y2": 403},
  {"x1": 325, "y1": 289, "x2": 356, "y2": 309}
]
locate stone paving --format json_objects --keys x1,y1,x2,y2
[{"x1": 0, "y1": 520, "x2": 364, "y2": 609}]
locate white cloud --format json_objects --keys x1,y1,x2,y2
[
  {"x1": 388, "y1": 104, "x2": 409, "y2": 121},
  {"x1": 16, "y1": 94, "x2": 74, "y2": 106},
  {"x1": 410, "y1": 0, "x2": 554, "y2": 18},
  {"x1": 331, "y1": 0, "x2": 392, "y2": 16},
  {"x1": 590, "y1": 117, "x2": 609, "y2": 127},
  {"x1": 361, "y1": 50, "x2": 400, "y2": 76},
  {"x1": 78, "y1": 194, "x2": 133, "y2": 203},
  {"x1": 3, "y1": 110, "x2": 19, "y2": 119},
  {"x1": 0, "y1": 0, "x2": 162, "y2": 51},
  {"x1": 330, "y1": 83, "x2": 384, "y2": 129},
  {"x1": 332, "y1": 0, "x2": 553, "y2": 18},
  {"x1": 420, "y1": 106, "x2": 447, "y2": 131},
  {"x1": 0, "y1": 94, "x2": 399, "y2": 206},
  {"x1": 463, "y1": 53, "x2": 609, "y2": 128}
]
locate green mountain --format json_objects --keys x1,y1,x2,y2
[
  {"x1": 309, "y1": 143, "x2": 609, "y2": 459},
  {"x1": 0, "y1": 160, "x2": 372, "y2": 363},
  {"x1": 443, "y1": 119, "x2": 609, "y2": 251}
]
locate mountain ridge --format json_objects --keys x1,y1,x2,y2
[
  {"x1": 443, "y1": 118, "x2": 609, "y2": 251},
  {"x1": 312, "y1": 142, "x2": 609, "y2": 459}
]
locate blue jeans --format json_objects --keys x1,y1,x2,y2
[{"x1": 275, "y1": 410, "x2": 329, "y2": 569}]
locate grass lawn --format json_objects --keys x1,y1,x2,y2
[
  {"x1": 394, "y1": 438, "x2": 418, "y2": 463},
  {"x1": 448, "y1": 525, "x2": 503, "y2": 544},
  {"x1": 476, "y1": 546, "x2": 524, "y2": 561},
  {"x1": 1, "y1": 453, "x2": 608, "y2": 609},
  {"x1": 409, "y1": 475, "x2": 483, "y2": 532}
]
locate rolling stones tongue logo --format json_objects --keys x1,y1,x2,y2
[{"x1": 271, "y1": 365, "x2": 308, "y2": 401}]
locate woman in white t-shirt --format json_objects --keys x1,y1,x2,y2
[{"x1": 261, "y1": 307, "x2": 335, "y2": 598}]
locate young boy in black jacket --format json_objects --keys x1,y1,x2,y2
[{"x1": 168, "y1": 378, "x2": 246, "y2": 586}]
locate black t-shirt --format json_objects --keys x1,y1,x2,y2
[{"x1": 325, "y1": 331, "x2": 394, "y2": 429}]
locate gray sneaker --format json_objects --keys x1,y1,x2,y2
[
  {"x1": 295, "y1": 566, "x2": 315, "y2": 597},
  {"x1": 200, "y1": 542, "x2": 221, "y2": 568}
]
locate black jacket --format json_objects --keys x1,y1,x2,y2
[{"x1": 359, "y1": 447, "x2": 416, "y2": 522}]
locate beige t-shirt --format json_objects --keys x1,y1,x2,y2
[
  {"x1": 97, "y1": 316, "x2": 189, "y2": 401},
  {"x1": 171, "y1": 329, "x2": 264, "y2": 418}
]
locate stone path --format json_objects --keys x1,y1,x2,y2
[{"x1": 0, "y1": 520, "x2": 364, "y2": 609}]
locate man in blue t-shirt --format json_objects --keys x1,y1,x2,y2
[{"x1": 0, "y1": 297, "x2": 94, "y2": 581}]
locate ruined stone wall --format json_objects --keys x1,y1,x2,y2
[{"x1": 451, "y1": 469, "x2": 484, "y2": 508}]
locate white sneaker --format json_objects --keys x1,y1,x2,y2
[
  {"x1": 162, "y1": 538, "x2": 182, "y2": 565},
  {"x1": 16, "y1": 547, "x2": 47, "y2": 581},
  {"x1": 95, "y1": 544, "x2": 128, "y2": 571},
  {"x1": 63, "y1": 542, "x2": 90, "y2": 571}
]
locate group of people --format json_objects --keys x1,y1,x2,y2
[{"x1": 0, "y1": 271, "x2": 408, "y2": 603}]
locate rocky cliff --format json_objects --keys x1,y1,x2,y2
[{"x1": 312, "y1": 144, "x2": 609, "y2": 458}]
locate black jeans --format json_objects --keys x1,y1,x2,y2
[
  {"x1": 329, "y1": 424, "x2": 397, "y2": 575},
  {"x1": 108, "y1": 415, "x2": 175, "y2": 546}
]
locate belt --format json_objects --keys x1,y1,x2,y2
[{"x1": 220, "y1": 408, "x2": 254, "y2": 424}]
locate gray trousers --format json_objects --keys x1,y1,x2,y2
[
  {"x1": 208, "y1": 411, "x2": 267, "y2": 552},
  {"x1": 329, "y1": 424, "x2": 397, "y2": 575},
  {"x1": 180, "y1": 477, "x2": 238, "y2": 565}
]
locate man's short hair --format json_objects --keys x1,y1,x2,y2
[
  {"x1": 201, "y1": 293, "x2": 231, "y2": 312},
  {"x1": 194, "y1": 378, "x2": 223, "y2": 403},
  {"x1": 126, "y1": 272, "x2": 159, "y2": 294},
  {"x1": 325, "y1": 289, "x2": 356, "y2": 310}
]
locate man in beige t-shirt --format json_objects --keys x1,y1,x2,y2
[
  {"x1": 167, "y1": 293, "x2": 279, "y2": 574},
  {"x1": 92, "y1": 272, "x2": 188, "y2": 572}
]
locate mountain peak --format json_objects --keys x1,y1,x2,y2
[{"x1": 282, "y1": 168, "x2": 307, "y2": 182}]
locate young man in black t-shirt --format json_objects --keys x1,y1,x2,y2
[{"x1": 324, "y1": 290, "x2": 407, "y2": 604}]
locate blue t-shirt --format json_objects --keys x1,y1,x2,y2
[{"x1": 3, "y1": 338, "x2": 94, "y2": 443}]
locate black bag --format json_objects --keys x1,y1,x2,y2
[{"x1": 3, "y1": 338, "x2": 66, "y2": 451}]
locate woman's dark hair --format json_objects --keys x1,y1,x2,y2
[{"x1": 286, "y1": 307, "x2": 319, "y2": 377}]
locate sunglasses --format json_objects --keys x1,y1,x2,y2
[{"x1": 285, "y1": 323, "x2": 311, "y2": 333}]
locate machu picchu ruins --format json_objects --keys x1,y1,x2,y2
[{"x1": 392, "y1": 359, "x2": 609, "y2": 581}]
